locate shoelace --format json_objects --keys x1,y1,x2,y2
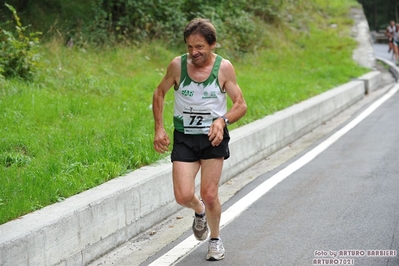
[
  {"x1": 194, "y1": 216, "x2": 206, "y2": 229},
  {"x1": 209, "y1": 240, "x2": 221, "y2": 252}
]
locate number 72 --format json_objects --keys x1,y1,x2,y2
[{"x1": 189, "y1": 115, "x2": 203, "y2": 125}]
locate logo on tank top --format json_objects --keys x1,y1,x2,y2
[
  {"x1": 181, "y1": 90, "x2": 194, "y2": 97},
  {"x1": 202, "y1": 91, "x2": 217, "y2": 99}
]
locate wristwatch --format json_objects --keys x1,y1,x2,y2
[{"x1": 221, "y1": 115, "x2": 230, "y2": 126}]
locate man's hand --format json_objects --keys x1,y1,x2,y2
[
  {"x1": 208, "y1": 118, "x2": 225, "y2": 146},
  {"x1": 154, "y1": 129, "x2": 170, "y2": 153}
]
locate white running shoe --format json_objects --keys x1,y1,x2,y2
[{"x1": 206, "y1": 238, "x2": 225, "y2": 261}]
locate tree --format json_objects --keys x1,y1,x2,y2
[{"x1": 358, "y1": 0, "x2": 398, "y2": 31}]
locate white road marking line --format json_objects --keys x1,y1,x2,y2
[{"x1": 149, "y1": 85, "x2": 398, "y2": 266}]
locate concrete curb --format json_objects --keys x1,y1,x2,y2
[
  {"x1": 356, "y1": 71, "x2": 381, "y2": 94},
  {"x1": 0, "y1": 72, "x2": 381, "y2": 266},
  {"x1": 375, "y1": 56, "x2": 399, "y2": 81}
]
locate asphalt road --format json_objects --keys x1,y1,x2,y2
[
  {"x1": 142, "y1": 87, "x2": 399, "y2": 266},
  {"x1": 374, "y1": 43, "x2": 397, "y2": 63}
]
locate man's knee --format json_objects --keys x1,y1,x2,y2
[
  {"x1": 201, "y1": 191, "x2": 219, "y2": 207},
  {"x1": 174, "y1": 192, "x2": 195, "y2": 206}
]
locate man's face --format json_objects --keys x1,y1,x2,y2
[
  {"x1": 390, "y1": 21, "x2": 395, "y2": 26},
  {"x1": 185, "y1": 34, "x2": 215, "y2": 67}
]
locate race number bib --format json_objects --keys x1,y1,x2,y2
[{"x1": 183, "y1": 106, "x2": 213, "y2": 134}]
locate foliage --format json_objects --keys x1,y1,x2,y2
[
  {"x1": 245, "y1": 0, "x2": 284, "y2": 23},
  {"x1": 0, "y1": 4, "x2": 41, "y2": 80},
  {"x1": 87, "y1": 0, "x2": 187, "y2": 47},
  {"x1": 0, "y1": 0, "x2": 291, "y2": 57}
]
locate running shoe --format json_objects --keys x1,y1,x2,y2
[
  {"x1": 206, "y1": 238, "x2": 225, "y2": 261},
  {"x1": 192, "y1": 207, "x2": 208, "y2": 241}
]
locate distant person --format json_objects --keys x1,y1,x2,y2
[
  {"x1": 152, "y1": 18, "x2": 247, "y2": 261},
  {"x1": 393, "y1": 23, "x2": 399, "y2": 66},
  {"x1": 385, "y1": 20, "x2": 396, "y2": 54}
]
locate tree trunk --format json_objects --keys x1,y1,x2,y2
[{"x1": 373, "y1": 1, "x2": 378, "y2": 31}]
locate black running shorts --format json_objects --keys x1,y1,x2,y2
[{"x1": 171, "y1": 128, "x2": 230, "y2": 162}]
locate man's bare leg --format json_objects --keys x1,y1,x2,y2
[
  {"x1": 199, "y1": 158, "x2": 224, "y2": 238},
  {"x1": 172, "y1": 161, "x2": 204, "y2": 214}
]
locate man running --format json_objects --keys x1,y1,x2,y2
[
  {"x1": 152, "y1": 18, "x2": 247, "y2": 261},
  {"x1": 393, "y1": 23, "x2": 399, "y2": 66},
  {"x1": 385, "y1": 20, "x2": 396, "y2": 54}
]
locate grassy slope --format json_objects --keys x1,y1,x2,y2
[{"x1": 0, "y1": 0, "x2": 368, "y2": 224}]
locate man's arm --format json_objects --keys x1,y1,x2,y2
[
  {"x1": 219, "y1": 59, "x2": 247, "y2": 124},
  {"x1": 152, "y1": 57, "x2": 180, "y2": 153},
  {"x1": 208, "y1": 59, "x2": 247, "y2": 146}
]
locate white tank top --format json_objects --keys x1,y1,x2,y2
[{"x1": 173, "y1": 54, "x2": 227, "y2": 134}]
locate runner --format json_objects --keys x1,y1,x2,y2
[
  {"x1": 385, "y1": 20, "x2": 396, "y2": 54},
  {"x1": 392, "y1": 23, "x2": 399, "y2": 65},
  {"x1": 152, "y1": 18, "x2": 247, "y2": 261}
]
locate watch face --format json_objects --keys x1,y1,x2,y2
[{"x1": 221, "y1": 116, "x2": 229, "y2": 126}]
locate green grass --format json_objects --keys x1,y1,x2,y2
[{"x1": 0, "y1": 0, "x2": 368, "y2": 224}]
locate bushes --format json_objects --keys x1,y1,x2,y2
[
  {"x1": 0, "y1": 0, "x2": 315, "y2": 80},
  {"x1": 0, "y1": 4, "x2": 41, "y2": 80},
  {"x1": 1, "y1": 0, "x2": 285, "y2": 58},
  {"x1": 88, "y1": 0, "x2": 187, "y2": 46}
]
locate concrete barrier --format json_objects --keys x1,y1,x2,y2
[
  {"x1": 375, "y1": 56, "x2": 399, "y2": 81},
  {"x1": 0, "y1": 72, "x2": 381, "y2": 266},
  {"x1": 357, "y1": 71, "x2": 382, "y2": 94}
]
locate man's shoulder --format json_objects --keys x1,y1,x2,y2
[
  {"x1": 171, "y1": 55, "x2": 182, "y2": 63},
  {"x1": 219, "y1": 57, "x2": 234, "y2": 71},
  {"x1": 169, "y1": 56, "x2": 182, "y2": 69},
  {"x1": 164, "y1": 56, "x2": 182, "y2": 79}
]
